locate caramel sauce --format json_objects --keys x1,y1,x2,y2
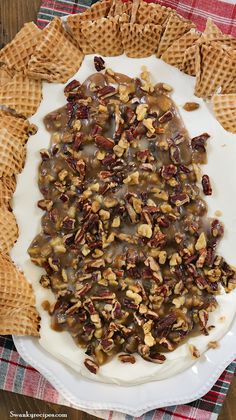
[{"x1": 28, "y1": 69, "x2": 235, "y2": 368}]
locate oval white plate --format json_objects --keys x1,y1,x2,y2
[{"x1": 11, "y1": 14, "x2": 236, "y2": 416}]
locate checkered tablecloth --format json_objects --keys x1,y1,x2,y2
[{"x1": 1, "y1": 0, "x2": 236, "y2": 419}]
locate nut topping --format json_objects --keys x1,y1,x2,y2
[{"x1": 29, "y1": 69, "x2": 236, "y2": 374}]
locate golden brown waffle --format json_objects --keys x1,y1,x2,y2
[
  {"x1": 0, "y1": 23, "x2": 41, "y2": 72},
  {"x1": 0, "y1": 65, "x2": 14, "y2": 86},
  {"x1": 0, "y1": 128, "x2": 26, "y2": 177},
  {"x1": 0, "y1": 176, "x2": 16, "y2": 207},
  {"x1": 181, "y1": 44, "x2": 198, "y2": 76},
  {"x1": 0, "y1": 253, "x2": 40, "y2": 336},
  {"x1": 213, "y1": 94, "x2": 236, "y2": 133},
  {"x1": 81, "y1": 16, "x2": 124, "y2": 56},
  {"x1": 0, "y1": 73, "x2": 42, "y2": 118},
  {"x1": 222, "y1": 77, "x2": 236, "y2": 94},
  {"x1": 67, "y1": 0, "x2": 111, "y2": 54},
  {"x1": 195, "y1": 43, "x2": 236, "y2": 98},
  {"x1": 161, "y1": 29, "x2": 200, "y2": 70},
  {"x1": 0, "y1": 206, "x2": 18, "y2": 254},
  {"x1": 27, "y1": 17, "x2": 84, "y2": 83},
  {"x1": 157, "y1": 13, "x2": 195, "y2": 58},
  {"x1": 136, "y1": 1, "x2": 172, "y2": 25},
  {"x1": 109, "y1": 0, "x2": 132, "y2": 17},
  {"x1": 199, "y1": 18, "x2": 236, "y2": 49},
  {"x1": 0, "y1": 111, "x2": 30, "y2": 144},
  {"x1": 121, "y1": 23, "x2": 162, "y2": 57}
]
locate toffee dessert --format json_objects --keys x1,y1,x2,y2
[{"x1": 28, "y1": 62, "x2": 236, "y2": 374}]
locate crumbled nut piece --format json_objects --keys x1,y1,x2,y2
[
  {"x1": 195, "y1": 232, "x2": 207, "y2": 250},
  {"x1": 126, "y1": 289, "x2": 142, "y2": 305},
  {"x1": 144, "y1": 332, "x2": 155, "y2": 347},
  {"x1": 73, "y1": 120, "x2": 81, "y2": 131},
  {"x1": 136, "y1": 104, "x2": 148, "y2": 121},
  {"x1": 118, "y1": 354, "x2": 136, "y2": 364},
  {"x1": 183, "y1": 102, "x2": 200, "y2": 111},
  {"x1": 208, "y1": 341, "x2": 219, "y2": 349},
  {"x1": 159, "y1": 251, "x2": 167, "y2": 264},
  {"x1": 172, "y1": 296, "x2": 185, "y2": 308},
  {"x1": 112, "y1": 216, "x2": 120, "y2": 227},
  {"x1": 84, "y1": 358, "x2": 99, "y2": 374},
  {"x1": 189, "y1": 344, "x2": 200, "y2": 359},
  {"x1": 137, "y1": 224, "x2": 152, "y2": 238},
  {"x1": 123, "y1": 171, "x2": 139, "y2": 185},
  {"x1": 143, "y1": 118, "x2": 155, "y2": 134},
  {"x1": 169, "y1": 253, "x2": 182, "y2": 266},
  {"x1": 162, "y1": 83, "x2": 173, "y2": 92},
  {"x1": 99, "y1": 209, "x2": 110, "y2": 220}
]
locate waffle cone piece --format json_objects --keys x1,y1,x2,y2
[
  {"x1": 136, "y1": 1, "x2": 172, "y2": 25},
  {"x1": 0, "y1": 253, "x2": 40, "y2": 336},
  {"x1": 213, "y1": 94, "x2": 236, "y2": 133},
  {"x1": 194, "y1": 43, "x2": 236, "y2": 98},
  {"x1": 0, "y1": 128, "x2": 26, "y2": 178},
  {"x1": 0, "y1": 176, "x2": 16, "y2": 207},
  {"x1": 157, "y1": 13, "x2": 195, "y2": 58},
  {"x1": 0, "y1": 23, "x2": 41, "y2": 72},
  {"x1": 67, "y1": 0, "x2": 111, "y2": 54},
  {"x1": 0, "y1": 65, "x2": 15, "y2": 87},
  {"x1": 199, "y1": 18, "x2": 236, "y2": 49},
  {"x1": 109, "y1": 0, "x2": 132, "y2": 17},
  {"x1": 0, "y1": 111, "x2": 30, "y2": 145},
  {"x1": 0, "y1": 206, "x2": 18, "y2": 254},
  {"x1": 161, "y1": 29, "x2": 200, "y2": 70},
  {"x1": 121, "y1": 23, "x2": 162, "y2": 57},
  {"x1": 81, "y1": 16, "x2": 124, "y2": 56},
  {"x1": 27, "y1": 17, "x2": 84, "y2": 83},
  {"x1": 181, "y1": 44, "x2": 198, "y2": 76},
  {"x1": 0, "y1": 73, "x2": 42, "y2": 118}
]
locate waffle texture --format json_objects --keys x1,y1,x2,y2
[
  {"x1": 0, "y1": 23, "x2": 41, "y2": 72},
  {"x1": 0, "y1": 176, "x2": 16, "y2": 207},
  {"x1": 136, "y1": 1, "x2": 172, "y2": 25},
  {"x1": 0, "y1": 111, "x2": 30, "y2": 145},
  {"x1": 213, "y1": 93, "x2": 236, "y2": 133},
  {"x1": 0, "y1": 253, "x2": 40, "y2": 336},
  {"x1": 157, "y1": 13, "x2": 195, "y2": 57},
  {"x1": 81, "y1": 15, "x2": 124, "y2": 56},
  {"x1": 67, "y1": 0, "x2": 111, "y2": 53},
  {"x1": 121, "y1": 23, "x2": 162, "y2": 57},
  {"x1": 0, "y1": 206, "x2": 18, "y2": 254},
  {"x1": 27, "y1": 17, "x2": 84, "y2": 83},
  {"x1": 195, "y1": 43, "x2": 236, "y2": 98},
  {"x1": 0, "y1": 128, "x2": 26, "y2": 178},
  {"x1": 0, "y1": 73, "x2": 42, "y2": 118},
  {"x1": 161, "y1": 29, "x2": 200, "y2": 70}
]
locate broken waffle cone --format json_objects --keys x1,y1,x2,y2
[
  {"x1": 199, "y1": 18, "x2": 236, "y2": 49},
  {"x1": 136, "y1": 1, "x2": 173, "y2": 25},
  {"x1": 27, "y1": 17, "x2": 84, "y2": 83},
  {"x1": 0, "y1": 176, "x2": 16, "y2": 207},
  {"x1": 0, "y1": 65, "x2": 15, "y2": 86},
  {"x1": 0, "y1": 128, "x2": 26, "y2": 178},
  {"x1": 182, "y1": 44, "x2": 198, "y2": 76},
  {"x1": 108, "y1": 0, "x2": 132, "y2": 17},
  {"x1": 213, "y1": 94, "x2": 236, "y2": 133},
  {"x1": 0, "y1": 206, "x2": 18, "y2": 254},
  {"x1": 81, "y1": 16, "x2": 124, "y2": 56},
  {"x1": 67, "y1": 0, "x2": 111, "y2": 54},
  {"x1": 0, "y1": 23, "x2": 41, "y2": 72},
  {"x1": 0, "y1": 253, "x2": 40, "y2": 336},
  {"x1": 161, "y1": 29, "x2": 200, "y2": 70},
  {"x1": 222, "y1": 77, "x2": 236, "y2": 94},
  {"x1": 194, "y1": 43, "x2": 236, "y2": 98},
  {"x1": 0, "y1": 73, "x2": 42, "y2": 118},
  {"x1": 0, "y1": 111, "x2": 30, "y2": 145},
  {"x1": 121, "y1": 23, "x2": 162, "y2": 57},
  {"x1": 157, "y1": 13, "x2": 195, "y2": 58}
]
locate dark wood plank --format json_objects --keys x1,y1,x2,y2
[
  {"x1": 0, "y1": 1, "x2": 235, "y2": 419},
  {"x1": 0, "y1": 0, "x2": 41, "y2": 48},
  {"x1": 0, "y1": 389, "x2": 99, "y2": 420}
]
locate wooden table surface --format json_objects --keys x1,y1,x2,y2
[{"x1": 0, "y1": 1, "x2": 236, "y2": 419}]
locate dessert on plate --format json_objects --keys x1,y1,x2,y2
[{"x1": 0, "y1": 0, "x2": 236, "y2": 384}]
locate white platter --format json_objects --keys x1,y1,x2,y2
[{"x1": 12, "y1": 50, "x2": 236, "y2": 415}]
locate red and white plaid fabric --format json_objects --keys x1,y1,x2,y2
[{"x1": 2, "y1": 1, "x2": 236, "y2": 419}]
